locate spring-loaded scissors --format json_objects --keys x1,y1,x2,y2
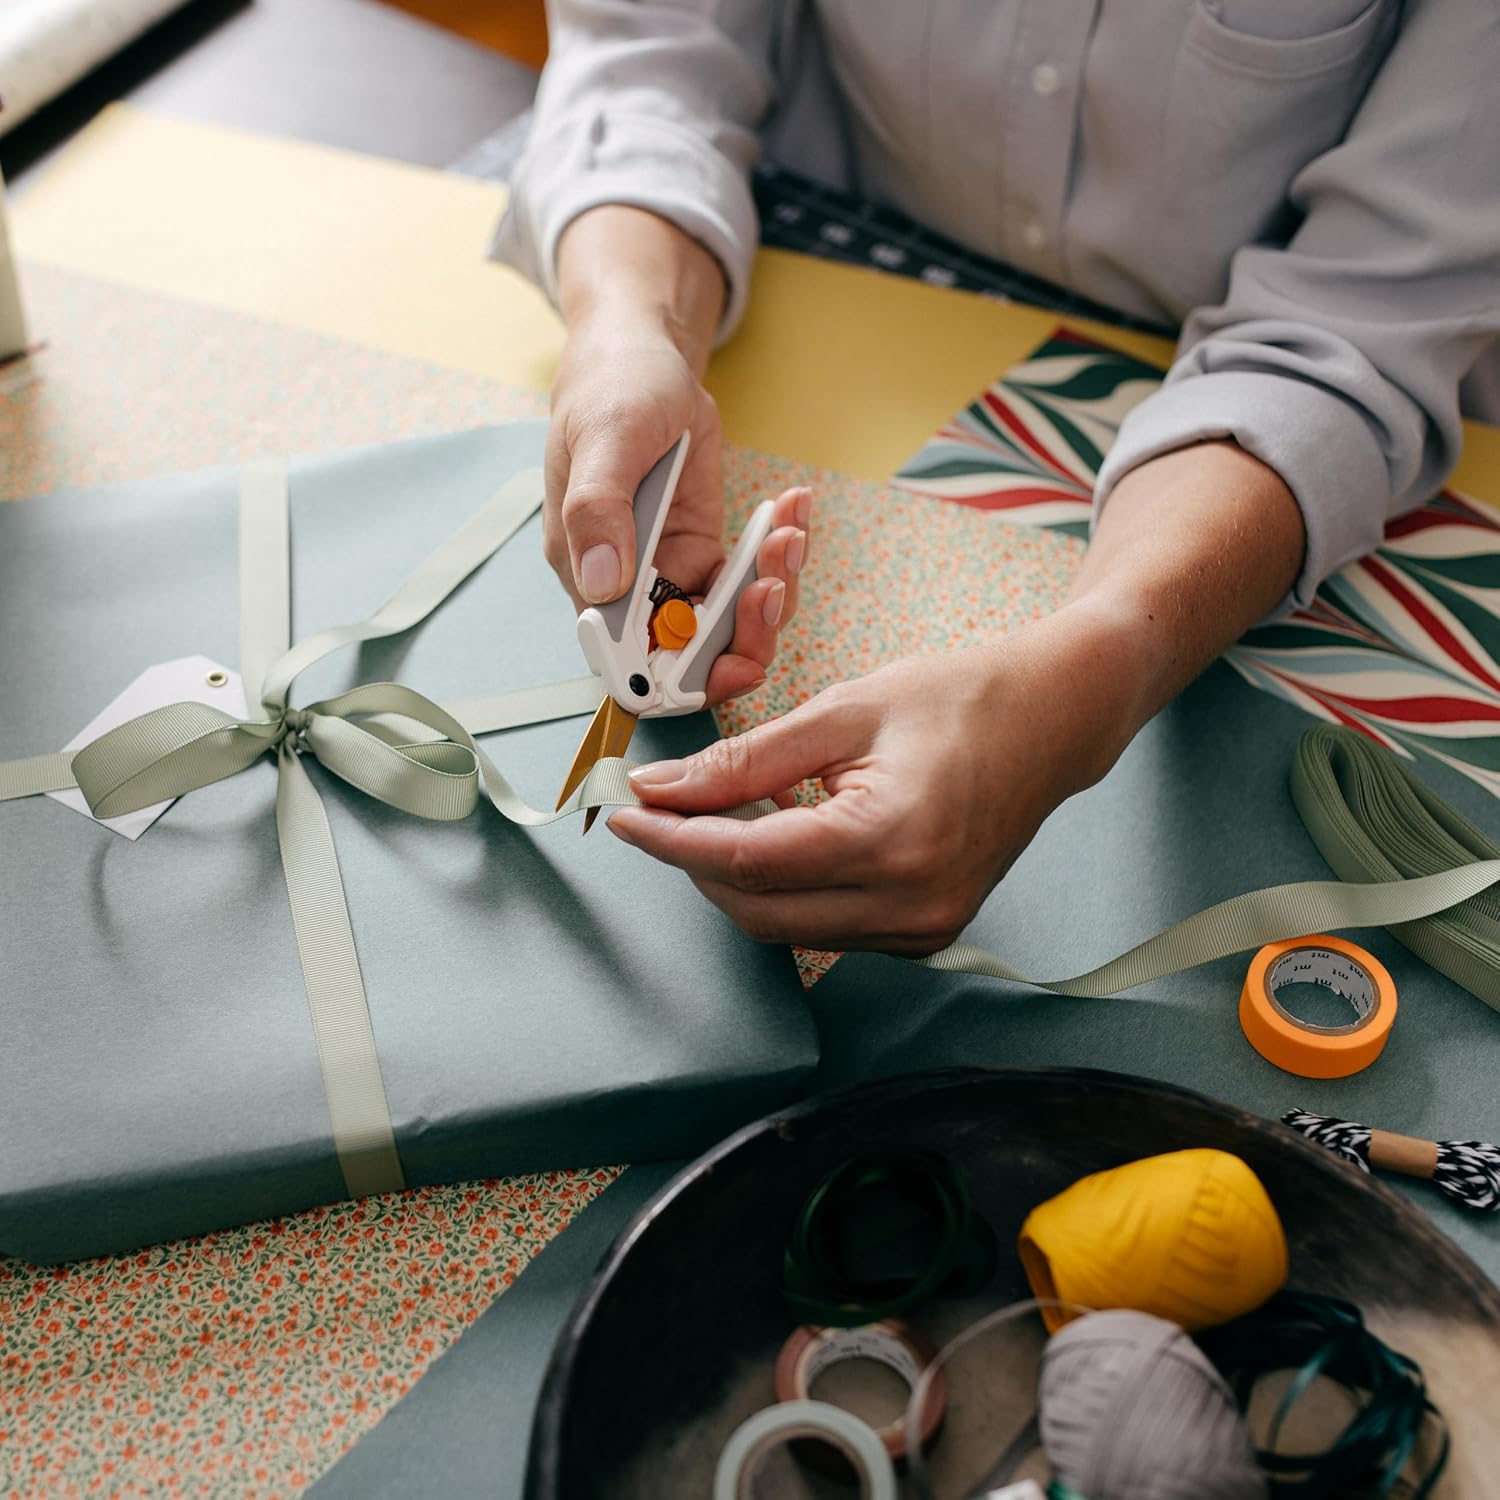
[{"x1": 555, "y1": 433, "x2": 776, "y2": 831}]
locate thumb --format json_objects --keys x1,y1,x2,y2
[
  {"x1": 627, "y1": 694, "x2": 860, "y2": 813},
  {"x1": 562, "y1": 432, "x2": 647, "y2": 606}
]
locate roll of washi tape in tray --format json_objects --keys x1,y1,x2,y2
[
  {"x1": 1239, "y1": 935, "x2": 1396, "y2": 1079},
  {"x1": 774, "y1": 1318, "x2": 947, "y2": 1472},
  {"x1": 715, "y1": 1400, "x2": 897, "y2": 1500}
]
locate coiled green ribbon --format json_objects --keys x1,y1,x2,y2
[
  {"x1": 1292, "y1": 725, "x2": 1500, "y2": 1015},
  {"x1": 1201, "y1": 1290, "x2": 1449, "y2": 1496},
  {"x1": 781, "y1": 1150, "x2": 998, "y2": 1326}
]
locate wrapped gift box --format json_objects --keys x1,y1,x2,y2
[{"x1": 0, "y1": 424, "x2": 815, "y2": 1264}]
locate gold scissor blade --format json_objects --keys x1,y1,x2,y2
[
  {"x1": 556, "y1": 695, "x2": 612, "y2": 811},
  {"x1": 556, "y1": 695, "x2": 639, "y2": 834},
  {"x1": 583, "y1": 697, "x2": 638, "y2": 834}
]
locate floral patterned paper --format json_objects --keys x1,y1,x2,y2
[
  {"x1": 896, "y1": 327, "x2": 1500, "y2": 796},
  {"x1": 0, "y1": 1172, "x2": 620, "y2": 1500},
  {"x1": 0, "y1": 265, "x2": 545, "y2": 503},
  {"x1": 717, "y1": 444, "x2": 1085, "y2": 982}
]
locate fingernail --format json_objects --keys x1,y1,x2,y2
[
  {"x1": 763, "y1": 579, "x2": 786, "y2": 628},
  {"x1": 786, "y1": 530, "x2": 806, "y2": 577},
  {"x1": 628, "y1": 759, "x2": 687, "y2": 790},
  {"x1": 579, "y1": 544, "x2": 621, "y2": 604},
  {"x1": 794, "y1": 489, "x2": 813, "y2": 529}
]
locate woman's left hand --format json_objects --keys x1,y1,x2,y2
[{"x1": 607, "y1": 608, "x2": 1136, "y2": 953}]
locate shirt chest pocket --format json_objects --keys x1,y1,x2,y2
[{"x1": 1155, "y1": 0, "x2": 1399, "y2": 309}]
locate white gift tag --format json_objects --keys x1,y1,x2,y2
[{"x1": 48, "y1": 655, "x2": 248, "y2": 839}]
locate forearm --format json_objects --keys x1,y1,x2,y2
[
  {"x1": 1074, "y1": 439, "x2": 1303, "y2": 707},
  {"x1": 1002, "y1": 441, "x2": 1305, "y2": 793},
  {"x1": 556, "y1": 205, "x2": 728, "y2": 375},
  {"x1": 543, "y1": 203, "x2": 757, "y2": 618}
]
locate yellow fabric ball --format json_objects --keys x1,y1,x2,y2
[{"x1": 1019, "y1": 1148, "x2": 1288, "y2": 1333}]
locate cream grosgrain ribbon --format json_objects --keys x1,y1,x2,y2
[
  {"x1": 917, "y1": 725, "x2": 1500, "y2": 1011},
  {"x1": 0, "y1": 461, "x2": 764, "y2": 1198}
]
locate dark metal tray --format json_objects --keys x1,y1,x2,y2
[{"x1": 526, "y1": 1068, "x2": 1500, "y2": 1497}]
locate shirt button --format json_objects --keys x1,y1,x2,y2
[
  {"x1": 1022, "y1": 221, "x2": 1047, "y2": 251},
  {"x1": 1031, "y1": 62, "x2": 1060, "y2": 96}
]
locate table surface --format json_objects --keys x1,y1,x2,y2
[{"x1": 4, "y1": 91, "x2": 1500, "y2": 1500}]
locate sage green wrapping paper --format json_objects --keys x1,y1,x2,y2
[{"x1": 0, "y1": 425, "x2": 815, "y2": 1265}]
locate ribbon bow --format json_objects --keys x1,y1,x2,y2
[{"x1": 71, "y1": 679, "x2": 600, "y2": 831}]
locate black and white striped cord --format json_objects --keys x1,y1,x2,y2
[{"x1": 1283, "y1": 1107, "x2": 1500, "y2": 1213}]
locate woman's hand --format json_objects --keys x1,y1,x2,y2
[
  {"x1": 606, "y1": 605, "x2": 1139, "y2": 953},
  {"x1": 548, "y1": 206, "x2": 809, "y2": 705},
  {"x1": 606, "y1": 439, "x2": 1304, "y2": 955}
]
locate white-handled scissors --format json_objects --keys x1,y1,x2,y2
[{"x1": 556, "y1": 433, "x2": 776, "y2": 831}]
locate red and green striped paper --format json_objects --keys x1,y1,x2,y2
[{"x1": 895, "y1": 329, "x2": 1500, "y2": 796}]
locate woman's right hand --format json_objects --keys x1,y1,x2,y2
[
  {"x1": 545, "y1": 312, "x2": 726, "y2": 613},
  {"x1": 546, "y1": 207, "x2": 810, "y2": 706}
]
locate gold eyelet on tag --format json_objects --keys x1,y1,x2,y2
[{"x1": 205, "y1": 670, "x2": 229, "y2": 688}]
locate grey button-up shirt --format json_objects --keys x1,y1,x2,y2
[{"x1": 495, "y1": 0, "x2": 1500, "y2": 610}]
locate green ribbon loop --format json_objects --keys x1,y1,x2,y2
[
  {"x1": 1292, "y1": 724, "x2": 1500, "y2": 1012},
  {"x1": 71, "y1": 701, "x2": 276, "y2": 818},
  {"x1": 781, "y1": 1149, "x2": 998, "y2": 1327},
  {"x1": 1200, "y1": 1290, "x2": 1449, "y2": 1496}
]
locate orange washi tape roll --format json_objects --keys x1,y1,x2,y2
[{"x1": 1240, "y1": 934, "x2": 1397, "y2": 1078}]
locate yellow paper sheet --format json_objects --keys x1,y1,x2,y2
[
  {"x1": 11, "y1": 103, "x2": 1496, "y2": 494},
  {"x1": 13, "y1": 108, "x2": 567, "y2": 392},
  {"x1": 10, "y1": 106, "x2": 1175, "y2": 481}
]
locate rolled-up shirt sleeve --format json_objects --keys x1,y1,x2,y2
[
  {"x1": 1095, "y1": 0, "x2": 1500, "y2": 613},
  {"x1": 492, "y1": 0, "x2": 779, "y2": 340}
]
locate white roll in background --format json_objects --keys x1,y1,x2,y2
[
  {"x1": 0, "y1": 0, "x2": 187, "y2": 136},
  {"x1": 0, "y1": 161, "x2": 26, "y2": 358}
]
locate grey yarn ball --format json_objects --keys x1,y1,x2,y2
[{"x1": 1039, "y1": 1310, "x2": 1266, "y2": 1500}]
